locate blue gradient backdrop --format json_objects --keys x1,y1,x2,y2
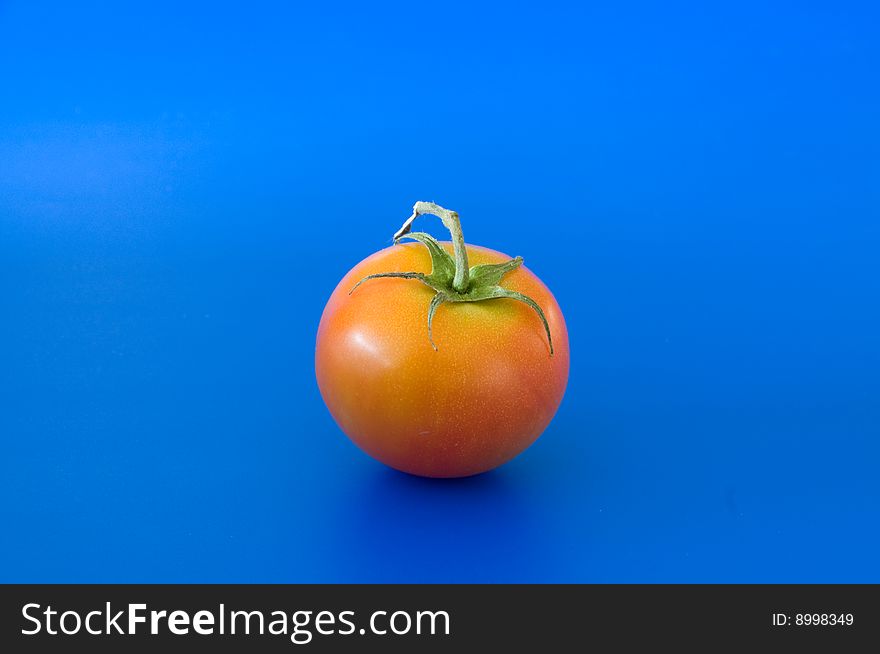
[{"x1": 1, "y1": 1, "x2": 878, "y2": 582}]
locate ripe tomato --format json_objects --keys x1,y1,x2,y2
[{"x1": 315, "y1": 202, "x2": 569, "y2": 478}]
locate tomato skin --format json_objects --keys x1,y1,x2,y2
[{"x1": 315, "y1": 241, "x2": 569, "y2": 478}]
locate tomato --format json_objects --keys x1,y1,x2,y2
[{"x1": 315, "y1": 202, "x2": 569, "y2": 478}]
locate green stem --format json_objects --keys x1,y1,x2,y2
[
  {"x1": 394, "y1": 201, "x2": 470, "y2": 293},
  {"x1": 351, "y1": 200, "x2": 555, "y2": 356}
]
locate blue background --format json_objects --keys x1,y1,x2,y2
[{"x1": 1, "y1": 1, "x2": 878, "y2": 582}]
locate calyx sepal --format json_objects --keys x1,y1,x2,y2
[{"x1": 349, "y1": 201, "x2": 553, "y2": 355}]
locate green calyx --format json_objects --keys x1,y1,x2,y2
[{"x1": 349, "y1": 201, "x2": 554, "y2": 355}]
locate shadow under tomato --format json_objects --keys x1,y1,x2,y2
[{"x1": 322, "y1": 462, "x2": 565, "y2": 582}]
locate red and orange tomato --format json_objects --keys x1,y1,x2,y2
[{"x1": 315, "y1": 202, "x2": 569, "y2": 478}]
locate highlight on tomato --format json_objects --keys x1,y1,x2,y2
[{"x1": 315, "y1": 201, "x2": 569, "y2": 478}]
